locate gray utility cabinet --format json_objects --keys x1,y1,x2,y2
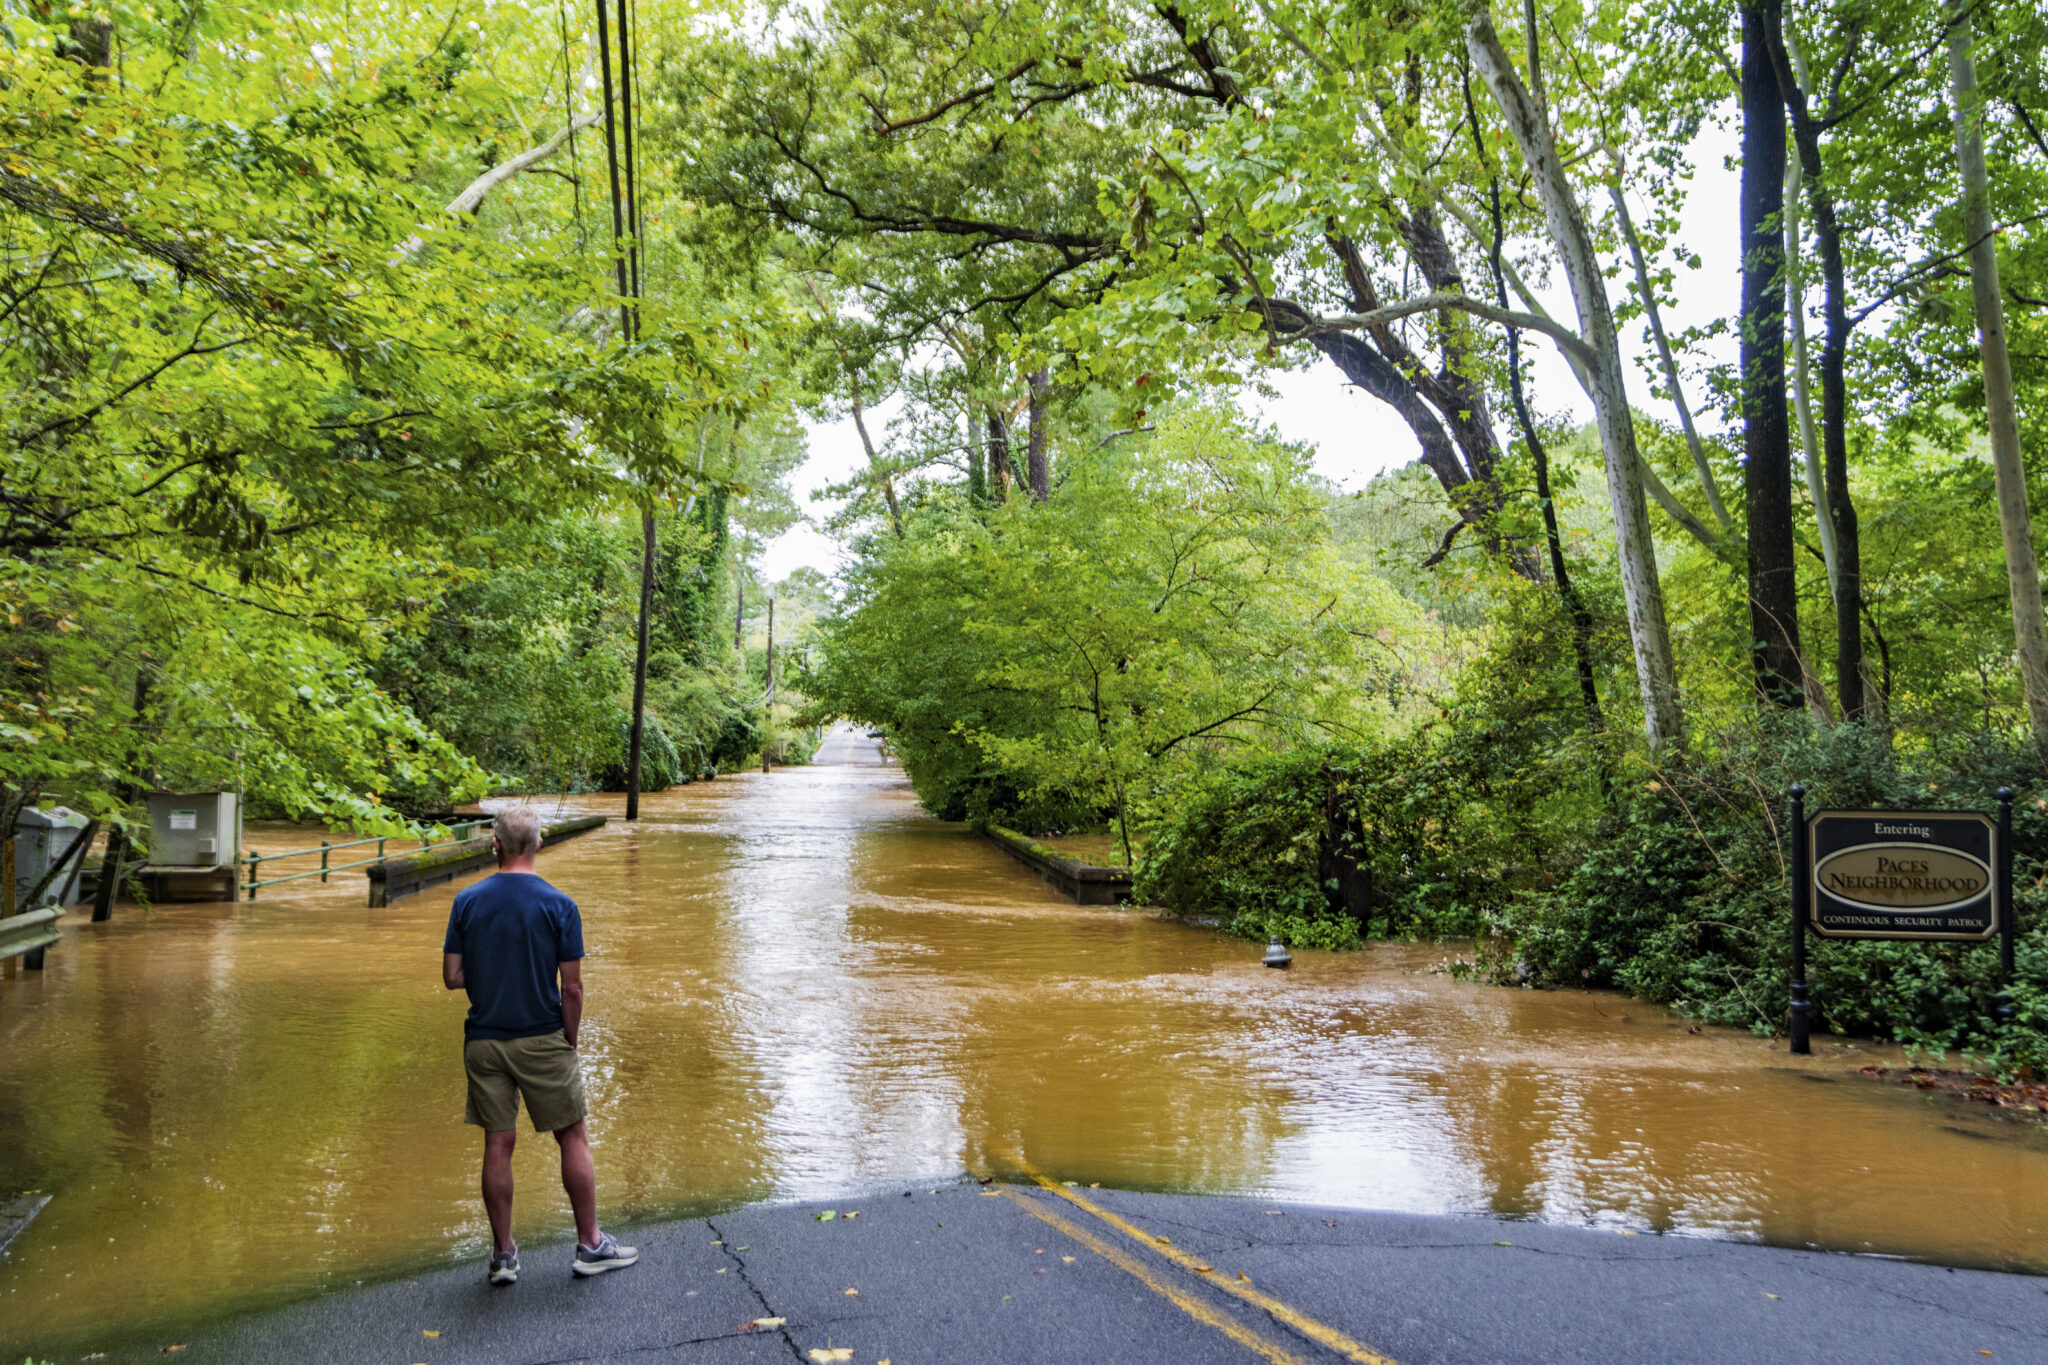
[
  {"x1": 11, "y1": 807, "x2": 91, "y2": 911},
  {"x1": 147, "y1": 791, "x2": 240, "y2": 867},
  {"x1": 137, "y1": 791, "x2": 241, "y2": 903}
]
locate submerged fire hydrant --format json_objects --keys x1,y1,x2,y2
[{"x1": 1262, "y1": 934, "x2": 1292, "y2": 969}]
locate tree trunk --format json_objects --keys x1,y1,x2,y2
[
  {"x1": 1740, "y1": 6, "x2": 1804, "y2": 709},
  {"x1": 986, "y1": 409, "x2": 1012, "y2": 504},
  {"x1": 848, "y1": 386, "x2": 904, "y2": 537},
  {"x1": 625, "y1": 506, "x2": 655, "y2": 820},
  {"x1": 1783, "y1": 158, "x2": 1839, "y2": 594},
  {"x1": 1306, "y1": 329, "x2": 1468, "y2": 502},
  {"x1": 735, "y1": 573, "x2": 744, "y2": 651},
  {"x1": 1948, "y1": 8, "x2": 2048, "y2": 748},
  {"x1": 1476, "y1": 153, "x2": 1609, "y2": 751},
  {"x1": 1764, "y1": 4, "x2": 1864, "y2": 718},
  {"x1": 1466, "y1": 6, "x2": 1684, "y2": 748},
  {"x1": 92, "y1": 668, "x2": 152, "y2": 920},
  {"x1": 1026, "y1": 367, "x2": 1051, "y2": 502},
  {"x1": 967, "y1": 412, "x2": 989, "y2": 507},
  {"x1": 1322, "y1": 233, "x2": 1543, "y2": 580}
]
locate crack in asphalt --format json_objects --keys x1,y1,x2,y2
[
  {"x1": 1757, "y1": 1257, "x2": 2048, "y2": 1340},
  {"x1": 532, "y1": 1326, "x2": 760, "y2": 1363},
  {"x1": 706, "y1": 1217, "x2": 806, "y2": 1365}
]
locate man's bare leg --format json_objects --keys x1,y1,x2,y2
[
  {"x1": 554, "y1": 1120, "x2": 600, "y2": 1248},
  {"x1": 482, "y1": 1128, "x2": 518, "y2": 1256}
]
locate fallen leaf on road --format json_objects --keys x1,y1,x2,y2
[
  {"x1": 1062, "y1": 1180, "x2": 1078, "y2": 1187},
  {"x1": 1034, "y1": 1248, "x2": 1044, "y2": 1255},
  {"x1": 980, "y1": 1190, "x2": 1001, "y2": 1197},
  {"x1": 711, "y1": 1240, "x2": 724, "y2": 1245},
  {"x1": 1492, "y1": 1241, "x2": 1512, "y2": 1247},
  {"x1": 816, "y1": 1211, "x2": 838, "y2": 1221},
  {"x1": 1062, "y1": 1256, "x2": 1075, "y2": 1263},
  {"x1": 1237, "y1": 1272, "x2": 1251, "y2": 1283},
  {"x1": 844, "y1": 1288, "x2": 859, "y2": 1296},
  {"x1": 843, "y1": 1210, "x2": 861, "y2": 1219},
  {"x1": 1763, "y1": 1294, "x2": 1779, "y2": 1300},
  {"x1": 1192, "y1": 1264, "x2": 1213, "y2": 1273},
  {"x1": 423, "y1": 1330, "x2": 442, "y2": 1338},
  {"x1": 808, "y1": 1350, "x2": 853, "y2": 1363},
  {"x1": 716, "y1": 1268, "x2": 728, "y2": 1274},
  {"x1": 749, "y1": 1317, "x2": 786, "y2": 1329},
  {"x1": 1089, "y1": 1183, "x2": 1100, "y2": 1188}
]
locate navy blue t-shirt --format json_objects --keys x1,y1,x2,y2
[{"x1": 443, "y1": 873, "x2": 585, "y2": 1041}]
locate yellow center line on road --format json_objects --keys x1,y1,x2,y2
[
  {"x1": 995, "y1": 1186, "x2": 1314, "y2": 1365},
  {"x1": 997, "y1": 1153, "x2": 1401, "y2": 1365}
]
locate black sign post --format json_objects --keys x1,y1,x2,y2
[
  {"x1": 1789, "y1": 785, "x2": 1811, "y2": 1055},
  {"x1": 1788, "y1": 783, "x2": 2015, "y2": 1056},
  {"x1": 1998, "y1": 787, "x2": 2016, "y2": 1025}
]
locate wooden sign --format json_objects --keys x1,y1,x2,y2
[{"x1": 1807, "y1": 809, "x2": 2000, "y2": 941}]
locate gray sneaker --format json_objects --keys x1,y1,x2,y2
[
  {"x1": 488, "y1": 1246, "x2": 519, "y2": 1285},
  {"x1": 572, "y1": 1231, "x2": 639, "y2": 1277}
]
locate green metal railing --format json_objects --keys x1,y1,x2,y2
[{"x1": 243, "y1": 817, "x2": 493, "y2": 899}]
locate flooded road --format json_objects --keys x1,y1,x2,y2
[{"x1": 3, "y1": 730, "x2": 2045, "y2": 1350}]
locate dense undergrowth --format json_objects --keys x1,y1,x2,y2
[{"x1": 1135, "y1": 716, "x2": 2048, "y2": 1077}]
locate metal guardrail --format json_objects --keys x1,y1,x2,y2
[
  {"x1": 243, "y1": 817, "x2": 494, "y2": 899},
  {"x1": 0, "y1": 906, "x2": 63, "y2": 963}
]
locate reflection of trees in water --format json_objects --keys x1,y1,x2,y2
[{"x1": 10, "y1": 770, "x2": 2048, "y2": 1353}]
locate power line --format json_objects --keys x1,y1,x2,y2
[
  {"x1": 618, "y1": 0, "x2": 643, "y2": 305},
  {"x1": 558, "y1": 4, "x2": 585, "y2": 252},
  {"x1": 593, "y1": 0, "x2": 632, "y2": 340},
  {"x1": 596, "y1": 1, "x2": 653, "y2": 819}
]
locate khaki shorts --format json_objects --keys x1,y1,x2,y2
[{"x1": 463, "y1": 1030, "x2": 587, "y2": 1133}]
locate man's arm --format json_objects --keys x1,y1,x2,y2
[
  {"x1": 443, "y1": 952, "x2": 465, "y2": 990},
  {"x1": 559, "y1": 959, "x2": 584, "y2": 1046}
]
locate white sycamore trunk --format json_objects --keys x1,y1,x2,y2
[
  {"x1": 1465, "y1": 6, "x2": 1684, "y2": 747},
  {"x1": 1947, "y1": 10, "x2": 2048, "y2": 748}
]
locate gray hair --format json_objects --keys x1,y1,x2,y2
[{"x1": 493, "y1": 806, "x2": 544, "y2": 860}]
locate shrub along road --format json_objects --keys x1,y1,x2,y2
[{"x1": 72, "y1": 1179, "x2": 2047, "y2": 1364}]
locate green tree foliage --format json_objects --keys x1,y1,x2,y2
[
  {"x1": 2, "y1": 5, "x2": 778, "y2": 839},
  {"x1": 806, "y1": 407, "x2": 1423, "y2": 845}
]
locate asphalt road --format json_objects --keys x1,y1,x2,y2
[
  {"x1": 810, "y1": 724, "x2": 887, "y2": 767},
  {"x1": 60, "y1": 1177, "x2": 2047, "y2": 1365}
]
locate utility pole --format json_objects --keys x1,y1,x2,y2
[
  {"x1": 598, "y1": 0, "x2": 653, "y2": 818},
  {"x1": 625, "y1": 509, "x2": 654, "y2": 819},
  {"x1": 761, "y1": 596, "x2": 775, "y2": 774}
]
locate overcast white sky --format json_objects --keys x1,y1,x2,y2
[{"x1": 760, "y1": 125, "x2": 1744, "y2": 585}]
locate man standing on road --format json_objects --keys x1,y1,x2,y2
[{"x1": 442, "y1": 805, "x2": 637, "y2": 1284}]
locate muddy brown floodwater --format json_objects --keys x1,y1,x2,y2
[{"x1": 2, "y1": 730, "x2": 2045, "y2": 1352}]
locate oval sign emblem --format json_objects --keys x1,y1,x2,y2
[{"x1": 1813, "y1": 842, "x2": 1992, "y2": 913}]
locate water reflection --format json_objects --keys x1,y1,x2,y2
[{"x1": 2, "y1": 743, "x2": 2045, "y2": 1352}]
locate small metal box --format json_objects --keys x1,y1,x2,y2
[{"x1": 147, "y1": 792, "x2": 240, "y2": 867}]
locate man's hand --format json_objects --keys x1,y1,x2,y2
[
  {"x1": 443, "y1": 952, "x2": 465, "y2": 991},
  {"x1": 560, "y1": 958, "x2": 584, "y2": 1047}
]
